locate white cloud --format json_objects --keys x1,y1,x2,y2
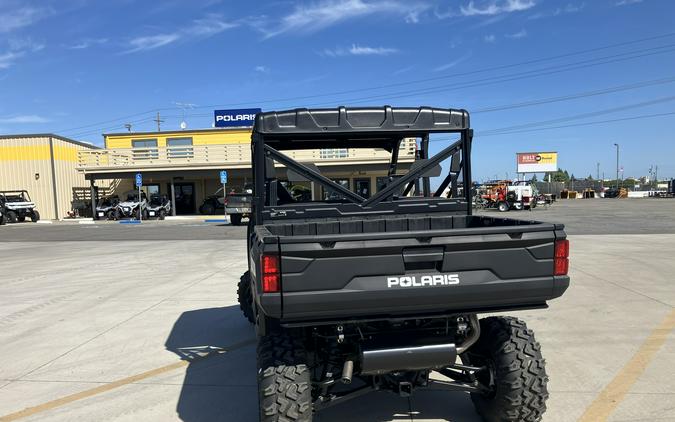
[
  {"x1": 254, "y1": 65, "x2": 269, "y2": 73},
  {"x1": 259, "y1": 0, "x2": 429, "y2": 38},
  {"x1": 124, "y1": 14, "x2": 237, "y2": 53},
  {"x1": 322, "y1": 44, "x2": 399, "y2": 57},
  {"x1": 0, "y1": 115, "x2": 50, "y2": 124},
  {"x1": 484, "y1": 34, "x2": 496, "y2": 43},
  {"x1": 460, "y1": 0, "x2": 536, "y2": 16},
  {"x1": 528, "y1": 2, "x2": 584, "y2": 19},
  {"x1": 615, "y1": 0, "x2": 643, "y2": 5},
  {"x1": 506, "y1": 28, "x2": 527, "y2": 39},
  {"x1": 0, "y1": 6, "x2": 52, "y2": 33},
  {"x1": 125, "y1": 34, "x2": 181, "y2": 53},
  {"x1": 433, "y1": 52, "x2": 472, "y2": 72},
  {"x1": 67, "y1": 38, "x2": 109, "y2": 50},
  {"x1": 0, "y1": 38, "x2": 45, "y2": 69}
]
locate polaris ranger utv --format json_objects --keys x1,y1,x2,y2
[
  {"x1": 0, "y1": 191, "x2": 40, "y2": 223},
  {"x1": 238, "y1": 107, "x2": 570, "y2": 422}
]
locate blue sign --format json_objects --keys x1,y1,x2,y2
[
  {"x1": 135, "y1": 173, "x2": 142, "y2": 187},
  {"x1": 214, "y1": 108, "x2": 261, "y2": 128},
  {"x1": 220, "y1": 170, "x2": 228, "y2": 184}
]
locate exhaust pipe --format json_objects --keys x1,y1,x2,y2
[
  {"x1": 360, "y1": 343, "x2": 457, "y2": 375},
  {"x1": 341, "y1": 360, "x2": 354, "y2": 384}
]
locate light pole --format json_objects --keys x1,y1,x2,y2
[{"x1": 613, "y1": 143, "x2": 620, "y2": 189}]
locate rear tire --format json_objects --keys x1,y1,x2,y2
[
  {"x1": 464, "y1": 316, "x2": 549, "y2": 422},
  {"x1": 6, "y1": 210, "x2": 17, "y2": 223},
  {"x1": 17, "y1": 215, "x2": 25, "y2": 222},
  {"x1": 497, "y1": 202, "x2": 509, "y2": 212},
  {"x1": 238, "y1": 271, "x2": 255, "y2": 324},
  {"x1": 0, "y1": 214, "x2": 6, "y2": 225},
  {"x1": 258, "y1": 331, "x2": 312, "y2": 422},
  {"x1": 30, "y1": 210, "x2": 40, "y2": 222},
  {"x1": 230, "y1": 214, "x2": 242, "y2": 226},
  {"x1": 159, "y1": 210, "x2": 166, "y2": 220}
]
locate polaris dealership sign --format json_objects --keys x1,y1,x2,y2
[{"x1": 214, "y1": 108, "x2": 261, "y2": 128}]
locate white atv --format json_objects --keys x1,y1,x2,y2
[
  {"x1": 146, "y1": 195, "x2": 171, "y2": 220},
  {"x1": 94, "y1": 195, "x2": 120, "y2": 220},
  {"x1": 0, "y1": 191, "x2": 40, "y2": 223},
  {"x1": 114, "y1": 191, "x2": 148, "y2": 220}
]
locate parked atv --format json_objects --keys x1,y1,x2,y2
[
  {"x1": 114, "y1": 191, "x2": 148, "y2": 220},
  {"x1": 94, "y1": 195, "x2": 119, "y2": 220},
  {"x1": 0, "y1": 191, "x2": 40, "y2": 223},
  {"x1": 147, "y1": 195, "x2": 171, "y2": 220},
  {"x1": 199, "y1": 188, "x2": 226, "y2": 215}
]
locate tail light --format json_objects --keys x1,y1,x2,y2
[
  {"x1": 554, "y1": 239, "x2": 569, "y2": 276},
  {"x1": 262, "y1": 254, "x2": 280, "y2": 293}
]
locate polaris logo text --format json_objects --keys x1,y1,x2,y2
[
  {"x1": 215, "y1": 114, "x2": 256, "y2": 122},
  {"x1": 387, "y1": 274, "x2": 460, "y2": 288}
]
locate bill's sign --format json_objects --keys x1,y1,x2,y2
[
  {"x1": 214, "y1": 108, "x2": 262, "y2": 128},
  {"x1": 516, "y1": 152, "x2": 558, "y2": 173}
]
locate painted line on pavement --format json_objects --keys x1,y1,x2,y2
[
  {"x1": 577, "y1": 308, "x2": 675, "y2": 422},
  {"x1": 0, "y1": 338, "x2": 256, "y2": 422}
]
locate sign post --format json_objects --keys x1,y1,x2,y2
[
  {"x1": 135, "y1": 173, "x2": 142, "y2": 221},
  {"x1": 220, "y1": 170, "x2": 228, "y2": 220}
]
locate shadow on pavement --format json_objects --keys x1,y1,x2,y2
[{"x1": 165, "y1": 306, "x2": 482, "y2": 422}]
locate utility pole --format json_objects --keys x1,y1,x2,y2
[
  {"x1": 613, "y1": 143, "x2": 620, "y2": 189},
  {"x1": 596, "y1": 162, "x2": 600, "y2": 180},
  {"x1": 655, "y1": 165, "x2": 658, "y2": 187},
  {"x1": 153, "y1": 112, "x2": 164, "y2": 132}
]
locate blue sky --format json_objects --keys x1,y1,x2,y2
[{"x1": 1, "y1": 0, "x2": 674, "y2": 180}]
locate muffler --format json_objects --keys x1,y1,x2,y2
[{"x1": 360, "y1": 343, "x2": 457, "y2": 375}]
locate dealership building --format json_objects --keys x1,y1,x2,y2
[{"x1": 2, "y1": 109, "x2": 418, "y2": 218}]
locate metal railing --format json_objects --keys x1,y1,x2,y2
[{"x1": 77, "y1": 140, "x2": 417, "y2": 170}]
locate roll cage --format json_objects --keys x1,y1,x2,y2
[{"x1": 251, "y1": 106, "x2": 473, "y2": 222}]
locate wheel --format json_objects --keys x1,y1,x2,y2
[
  {"x1": 497, "y1": 202, "x2": 509, "y2": 212},
  {"x1": 17, "y1": 215, "x2": 26, "y2": 222},
  {"x1": 258, "y1": 330, "x2": 312, "y2": 422},
  {"x1": 30, "y1": 210, "x2": 40, "y2": 222},
  {"x1": 238, "y1": 271, "x2": 255, "y2": 324},
  {"x1": 463, "y1": 316, "x2": 549, "y2": 422},
  {"x1": 230, "y1": 214, "x2": 242, "y2": 226},
  {"x1": 0, "y1": 214, "x2": 5, "y2": 225},
  {"x1": 513, "y1": 202, "x2": 523, "y2": 211},
  {"x1": 6, "y1": 210, "x2": 18, "y2": 223},
  {"x1": 159, "y1": 210, "x2": 166, "y2": 220},
  {"x1": 113, "y1": 209, "x2": 121, "y2": 220},
  {"x1": 106, "y1": 210, "x2": 116, "y2": 220}
]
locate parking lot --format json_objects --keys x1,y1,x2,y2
[{"x1": 1, "y1": 199, "x2": 674, "y2": 422}]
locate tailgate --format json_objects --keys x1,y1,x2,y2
[{"x1": 275, "y1": 229, "x2": 569, "y2": 321}]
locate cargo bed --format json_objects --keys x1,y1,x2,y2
[{"x1": 253, "y1": 214, "x2": 569, "y2": 323}]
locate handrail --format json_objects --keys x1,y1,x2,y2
[{"x1": 77, "y1": 140, "x2": 416, "y2": 170}]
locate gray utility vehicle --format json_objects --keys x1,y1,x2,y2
[
  {"x1": 0, "y1": 191, "x2": 40, "y2": 223},
  {"x1": 237, "y1": 107, "x2": 570, "y2": 422},
  {"x1": 226, "y1": 184, "x2": 253, "y2": 226}
]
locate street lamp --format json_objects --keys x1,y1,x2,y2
[{"x1": 613, "y1": 143, "x2": 620, "y2": 189}]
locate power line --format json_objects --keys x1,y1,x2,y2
[
  {"x1": 480, "y1": 96, "x2": 675, "y2": 135},
  {"x1": 57, "y1": 31, "x2": 675, "y2": 136},
  {"x1": 477, "y1": 111, "x2": 675, "y2": 136},
  {"x1": 305, "y1": 44, "x2": 675, "y2": 107}
]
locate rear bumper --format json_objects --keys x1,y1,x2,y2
[
  {"x1": 260, "y1": 274, "x2": 569, "y2": 321},
  {"x1": 225, "y1": 207, "x2": 251, "y2": 214}
]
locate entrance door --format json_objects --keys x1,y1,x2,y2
[
  {"x1": 354, "y1": 178, "x2": 371, "y2": 198},
  {"x1": 168, "y1": 182, "x2": 195, "y2": 214}
]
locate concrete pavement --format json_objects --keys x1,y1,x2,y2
[{"x1": 0, "y1": 232, "x2": 673, "y2": 421}]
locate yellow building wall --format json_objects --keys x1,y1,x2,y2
[
  {"x1": 0, "y1": 136, "x2": 112, "y2": 220},
  {"x1": 105, "y1": 129, "x2": 252, "y2": 149}
]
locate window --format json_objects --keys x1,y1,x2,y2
[
  {"x1": 132, "y1": 139, "x2": 158, "y2": 160},
  {"x1": 167, "y1": 137, "x2": 194, "y2": 159},
  {"x1": 319, "y1": 148, "x2": 349, "y2": 159}
]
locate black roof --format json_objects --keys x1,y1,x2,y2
[{"x1": 253, "y1": 106, "x2": 470, "y2": 138}]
